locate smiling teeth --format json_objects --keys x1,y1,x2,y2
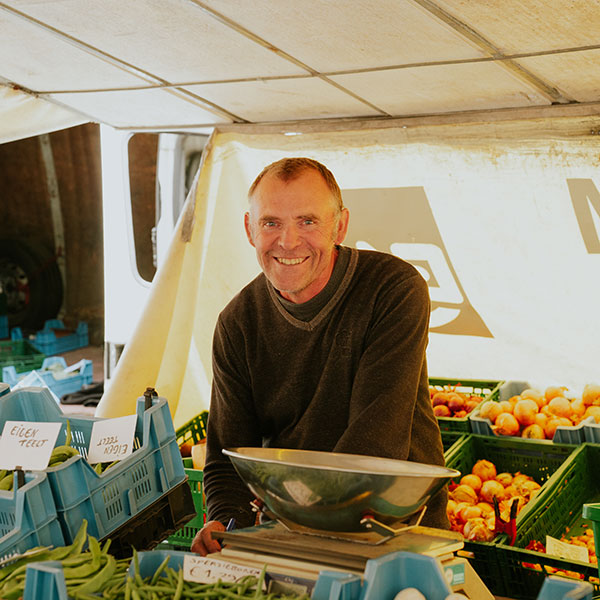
[{"x1": 277, "y1": 257, "x2": 303, "y2": 265}]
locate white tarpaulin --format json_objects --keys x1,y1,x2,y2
[
  {"x1": 96, "y1": 120, "x2": 600, "y2": 426},
  {"x1": 0, "y1": 84, "x2": 88, "y2": 144}
]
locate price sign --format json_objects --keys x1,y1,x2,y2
[
  {"x1": 0, "y1": 421, "x2": 61, "y2": 470},
  {"x1": 87, "y1": 415, "x2": 136, "y2": 464},
  {"x1": 183, "y1": 556, "x2": 264, "y2": 586},
  {"x1": 546, "y1": 535, "x2": 590, "y2": 563}
]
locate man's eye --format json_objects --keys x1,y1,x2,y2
[
  {"x1": 303, "y1": 219, "x2": 314, "y2": 226},
  {"x1": 263, "y1": 221, "x2": 277, "y2": 228}
]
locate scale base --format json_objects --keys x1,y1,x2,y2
[
  {"x1": 215, "y1": 520, "x2": 464, "y2": 572},
  {"x1": 251, "y1": 501, "x2": 428, "y2": 546}
]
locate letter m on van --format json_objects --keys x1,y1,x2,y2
[{"x1": 567, "y1": 179, "x2": 600, "y2": 253}]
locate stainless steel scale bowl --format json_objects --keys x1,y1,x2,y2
[{"x1": 223, "y1": 447, "x2": 459, "y2": 534}]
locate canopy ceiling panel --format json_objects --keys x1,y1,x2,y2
[
  {"x1": 4, "y1": 0, "x2": 308, "y2": 82},
  {"x1": 434, "y1": 0, "x2": 600, "y2": 53},
  {"x1": 517, "y1": 50, "x2": 600, "y2": 103},
  {"x1": 199, "y1": 0, "x2": 488, "y2": 70},
  {"x1": 0, "y1": 11, "x2": 147, "y2": 90},
  {"x1": 184, "y1": 77, "x2": 384, "y2": 122},
  {"x1": 46, "y1": 88, "x2": 232, "y2": 128},
  {"x1": 0, "y1": 83, "x2": 87, "y2": 143},
  {"x1": 330, "y1": 62, "x2": 552, "y2": 115}
]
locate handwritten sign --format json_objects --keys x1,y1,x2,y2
[
  {"x1": 546, "y1": 535, "x2": 589, "y2": 563},
  {"x1": 87, "y1": 415, "x2": 136, "y2": 464},
  {"x1": 0, "y1": 421, "x2": 61, "y2": 470},
  {"x1": 183, "y1": 556, "x2": 264, "y2": 586}
]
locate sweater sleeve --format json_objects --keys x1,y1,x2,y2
[{"x1": 203, "y1": 315, "x2": 262, "y2": 527}]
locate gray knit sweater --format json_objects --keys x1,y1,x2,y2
[{"x1": 203, "y1": 246, "x2": 449, "y2": 529}]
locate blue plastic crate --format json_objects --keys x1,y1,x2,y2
[
  {"x1": 0, "y1": 315, "x2": 7, "y2": 340},
  {"x1": 0, "y1": 471, "x2": 65, "y2": 565},
  {"x1": 26, "y1": 320, "x2": 89, "y2": 355},
  {"x1": 469, "y1": 380, "x2": 590, "y2": 444},
  {"x1": 1, "y1": 356, "x2": 93, "y2": 398},
  {"x1": 23, "y1": 560, "x2": 69, "y2": 600},
  {"x1": 536, "y1": 576, "x2": 593, "y2": 600},
  {"x1": 0, "y1": 386, "x2": 186, "y2": 544},
  {"x1": 315, "y1": 551, "x2": 453, "y2": 600},
  {"x1": 137, "y1": 550, "x2": 452, "y2": 600}
]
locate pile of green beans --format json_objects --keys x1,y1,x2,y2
[
  {"x1": 1, "y1": 520, "x2": 311, "y2": 599},
  {"x1": 0, "y1": 520, "x2": 130, "y2": 600},
  {"x1": 108, "y1": 552, "x2": 312, "y2": 600}
]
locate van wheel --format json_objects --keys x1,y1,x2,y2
[{"x1": 0, "y1": 239, "x2": 63, "y2": 331}]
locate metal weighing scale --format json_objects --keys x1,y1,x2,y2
[{"x1": 210, "y1": 448, "x2": 494, "y2": 599}]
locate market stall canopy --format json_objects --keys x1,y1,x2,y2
[{"x1": 1, "y1": 0, "x2": 600, "y2": 141}]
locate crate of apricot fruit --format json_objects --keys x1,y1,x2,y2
[
  {"x1": 469, "y1": 380, "x2": 598, "y2": 444},
  {"x1": 492, "y1": 443, "x2": 600, "y2": 598},
  {"x1": 429, "y1": 377, "x2": 503, "y2": 433},
  {"x1": 443, "y1": 433, "x2": 577, "y2": 596}
]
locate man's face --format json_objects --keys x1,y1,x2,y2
[{"x1": 245, "y1": 169, "x2": 349, "y2": 304}]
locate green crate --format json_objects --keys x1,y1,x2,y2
[
  {"x1": 176, "y1": 410, "x2": 208, "y2": 447},
  {"x1": 494, "y1": 443, "x2": 600, "y2": 599},
  {"x1": 429, "y1": 377, "x2": 503, "y2": 434},
  {"x1": 445, "y1": 434, "x2": 577, "y2": 597},
  {"x1": 0, "y1": 338, "x2": 45, "y2": 373},
  {"x1": 441, "y1": 431, "x2": 467, "y2": 458},
  {"x1": 168, "y1": 411, "x2": 209, "y2": 549},
  {"x1": 165, "y1": 457, "x2": 205, "y2": 549}
]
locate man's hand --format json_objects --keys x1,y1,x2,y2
[{"x1": 191, "y1": 520, "x2": 226, "y2": 555}]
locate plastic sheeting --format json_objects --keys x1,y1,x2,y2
[
  {"x1": 95, "y1": 122, "x2": 600, "y2": 427},
  {"x1": 0, "y1": 84, "x2": 87, "y2": 144}
]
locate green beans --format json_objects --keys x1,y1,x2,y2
[
  {"x1": 114, "y1": 563, "x2": 311, "y2": 600},
  {"x1": 70, "y1": 554, "x2": 116, "y2": 597},
  {"x1": 149, "y1": 555, "x2": 170, "y2": 585},
  {"x1": 1, "y1": 518, "x2": 310, "y2": 599},
  {"x1": 0, "y1": 520, "x2": 130, "y2": 600}
]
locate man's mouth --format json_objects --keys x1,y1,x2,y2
[{"x1": 275, "y1": 257, "x2": 305, "y2": 265}]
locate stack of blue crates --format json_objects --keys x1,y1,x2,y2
[
  {"x1": 1, "y1": 356, "x2": 93, "y2": 399},
  {"x1": 12, "y1": 319, "x2": 88, "y2": 355},
  {"x1": 0, "y1": 387, "x2": 188, "y2": 545}
]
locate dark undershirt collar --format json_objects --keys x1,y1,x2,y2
[{"x1": 277, "y1": 245, "x2": 350, "y2": 322}]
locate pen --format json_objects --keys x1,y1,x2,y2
[{"x1": 226, "y1": 518, "x2": 236, "y2": 532}]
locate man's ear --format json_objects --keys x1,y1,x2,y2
[
  {"x1": 334, "y1": 208, "x2": 350, "y2": 244},
  {"x1": 244, "y1": 212, "x2": 256, "y2": 247}
]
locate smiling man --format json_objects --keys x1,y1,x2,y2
[
  {"x1": 244, "y1": 160, "x2": 349, "y2": 304},
  {"x1": 192, "y1": 157, "x2": 448, "y2": 555}
]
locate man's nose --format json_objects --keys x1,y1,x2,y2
[{"x1": 279, "y1": 224, "x2": 300, "y2": 248}]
